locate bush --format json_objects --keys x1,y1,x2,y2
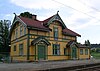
[
  {"x1": 0, "y1": 54, "x2": 5, "y2": 61},
  {"x1": 96, "y1": 48, "x2": 100, "y2": 53}
]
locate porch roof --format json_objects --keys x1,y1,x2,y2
[
  {"x1": 67, "y1": 41, "x2": 90, "y2": 48},
  {"x1": 31, "y1": 36, "x2": 51, "y2": 46}
]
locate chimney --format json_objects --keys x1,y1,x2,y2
[{"x1": 32, "y1": 14, "x2": 37, "y2": 20}]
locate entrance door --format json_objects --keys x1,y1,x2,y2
[
  {"x1": 71, "y1": 47, "x2": 77, "y2": 59},
  {"x1": 38, "y1": 45, "x2": 46, "y2": 60}
]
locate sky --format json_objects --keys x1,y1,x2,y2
[{"x1": 0, "y1": 0, "x2": 100, "y2": 44}]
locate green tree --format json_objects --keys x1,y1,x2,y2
[
  {"x1": 85, "y1": 40, "x2": 91, "y2": 46},
  {"x1": 0, "y1": 20, "x2": 11, "y2": 55},
  {"x1": 20, "y1": 12, "x2": 33, "y2": 18}
]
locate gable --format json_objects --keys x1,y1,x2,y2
[
  {"x1": 43, "y1": 14, "x2": 66, "y2": 29},
  {"x1": 10, "y1": 15, "x2": 27, "y2": 38}
]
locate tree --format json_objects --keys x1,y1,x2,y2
[
  {"x1": 0, "y1": 20, "x2": 11, "y2": 55},
  {"x1": 20, "y1": 12, "x2": 33, "y2": 19},
  {"x1": 85, "y1": 40, "x2": 91, "y2": 46}
]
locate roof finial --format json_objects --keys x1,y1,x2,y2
[
  {"x1": 57, "y1": 10, "x2": 59, "y2": 14},
  {"x1": 13, "y1": 13, "x2": 17, "y2": 16}
]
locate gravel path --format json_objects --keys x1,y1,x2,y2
[{"x1": 0, "y1": 59, "x2": 100, "y2": 71}]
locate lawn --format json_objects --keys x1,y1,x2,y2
[{"x1": 91, "y1": 52, "x2": 100, "y2": 59}]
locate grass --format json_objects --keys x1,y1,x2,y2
[{"x1": 91, "y1": 52, "x2": 100, "y2": 59}]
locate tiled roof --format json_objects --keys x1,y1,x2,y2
[
  {"x1": 63, "y1": 28, "x2": 81, "y2": 37},
  {"x1": 77, "y1": 44, "x2": 90, "y2": 48},
  {"x1": 18, "y1": 15, "x2": 80, "y2": 37},
  {"x1": 18, "y1": 16, "x2": 50, "y2": 31}
]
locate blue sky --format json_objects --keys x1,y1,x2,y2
[{"x1": 0, "y1": 0, "x2": 100, "y2": 44}]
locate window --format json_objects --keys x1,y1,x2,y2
[
  {"x1": 53, "y1": 44, "x2": 60, "y2": 55},
  {"x1": 85, "y1": 49, "x2": 88, "y2": 55},
  {"x1": 19, "y1": 44, "x2": 23, "y2": 55},
  {"x1": 64, "y1": 48, "x2": 67, "y2": 55},
  {"x1": 15, "y1": 28, "x2": 18, "y2": 38},
  {"x1": 13, "y1": 30, "x2": 15, "y2": 39},
  {"x1": 14, "y1": 45, "x2": 16, "y2": 51},
  {"x1": 54, "y1": 27, "x2": 58, "y2": 40},
  {"x1": 20, "y1": 25, "x2": 23, "y2": 36},
  {"x1": 80, "y1": 49, "x2": 83, "y2": 55},
  {"x1": 24, "y1": 27, "x2": 26, "y2": 35}
]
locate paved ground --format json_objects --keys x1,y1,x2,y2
[{"x1": 0, "y1": 59, "x2": 100, "y2": 71}]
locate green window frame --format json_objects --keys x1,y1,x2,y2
[
  {"x1": 53, "y1": 44, "x2": 60, "y2": 55},
  {"x1": 19, "y1": 44, "x2": 23, "y2": 56},
  {"x1": 14, "y1": 45, "x2": 16, "y2": 51},
  {"x1": 85, "y1": 49, "x2": 88, "y2": 55},
  {"x1": 80, "y1": 49, "x2": 83, "y2": 55},
  {"x1": 20, "y1": 25, "x2": 23, "y2": 36},
  {"x1": 54, "y1": 27, "x2": 58, "y2": 40},
  {"x1": 15, "y1": 28, "x2": 18, "y2": 38},
  {"x1": 24, "y1": 27, "x2": 26, "y2": 35}
]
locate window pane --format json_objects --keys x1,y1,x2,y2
[
  {"x1": 24, "y1": 27, "x2": 26, "y2": 35},
  {"x1": 85, "y1": 49, "x2": 88, "y2": 55},
  {"x1": 19, "y1": 44, "x2": 23, "y2": 55},
  {"x1": 14, "y1": 45, "x2": 16, "y2": 51},
  {"x1": 15, "y1": 28, "x2": 18, "y2": 38},
  {"x1": 53, "y1": 44, "x2": 60, "y2": 55},
  {"x1": 54, "y1": 27, "x2": 58, "y2": 40},
  {"x1": 20, "y1": 26, "x2": 23, "y2": 36},
  {"x1": 80, "y1": 49, "x2": 83, "y2": 55}
]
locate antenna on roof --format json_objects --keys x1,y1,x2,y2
[{"x1": 57, "y1": 10, "x2": 59, "y2": 14}]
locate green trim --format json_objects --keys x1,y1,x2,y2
[
  {"x1": 71, "y1": 46, "x2": 77, "y2": 59},
  {"x1": 11, "y1": 37, "x2": 27, "y2": 44},
  {"x1": 11, "y1": 55, "x2": 69, "y2": 57},
  {"x1": 38, "y1": 45, "x2": 46, "y2": 60},
  {"x1": 11, "y1": 34, "x2": 28, "y2": 42},
  {"x1": 27, "y1": 26, "x2": 49, "y2": 32},
  {"x1": 35, "y1": 44, "x2": 36, "y2": 60},
  {"x1": 29, "y1": 34, "x2": 73, "y2": 42},
  {"x1": 46, "y1": 45, "x2": 48, "y2": 60},
  {"x1": 11, "y1": 33, "x2": 74, "y2": 45},
  {"x1": 27, "y1": 29, "x2": 30, "y2": 60},
  {"x1": 47, "y1": 55, "x2": 69, "y2": 56}
]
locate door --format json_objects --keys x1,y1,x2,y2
[
  {"x1": 38, "y1": 45, "x2": 46, "y2": 60},
  {"x1": 71, "y1": 47, "x2": 77, "y2": 59}
]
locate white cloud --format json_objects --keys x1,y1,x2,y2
[
  {"x1": 3, "y1": 14, "x2": 14, "y2": 23},
  {"x1": 10, "y1": 0, "x2": 62, "y2": 9},
  {"x1": 10, "y1": 0, "x2": 100, "y2": 30}
]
